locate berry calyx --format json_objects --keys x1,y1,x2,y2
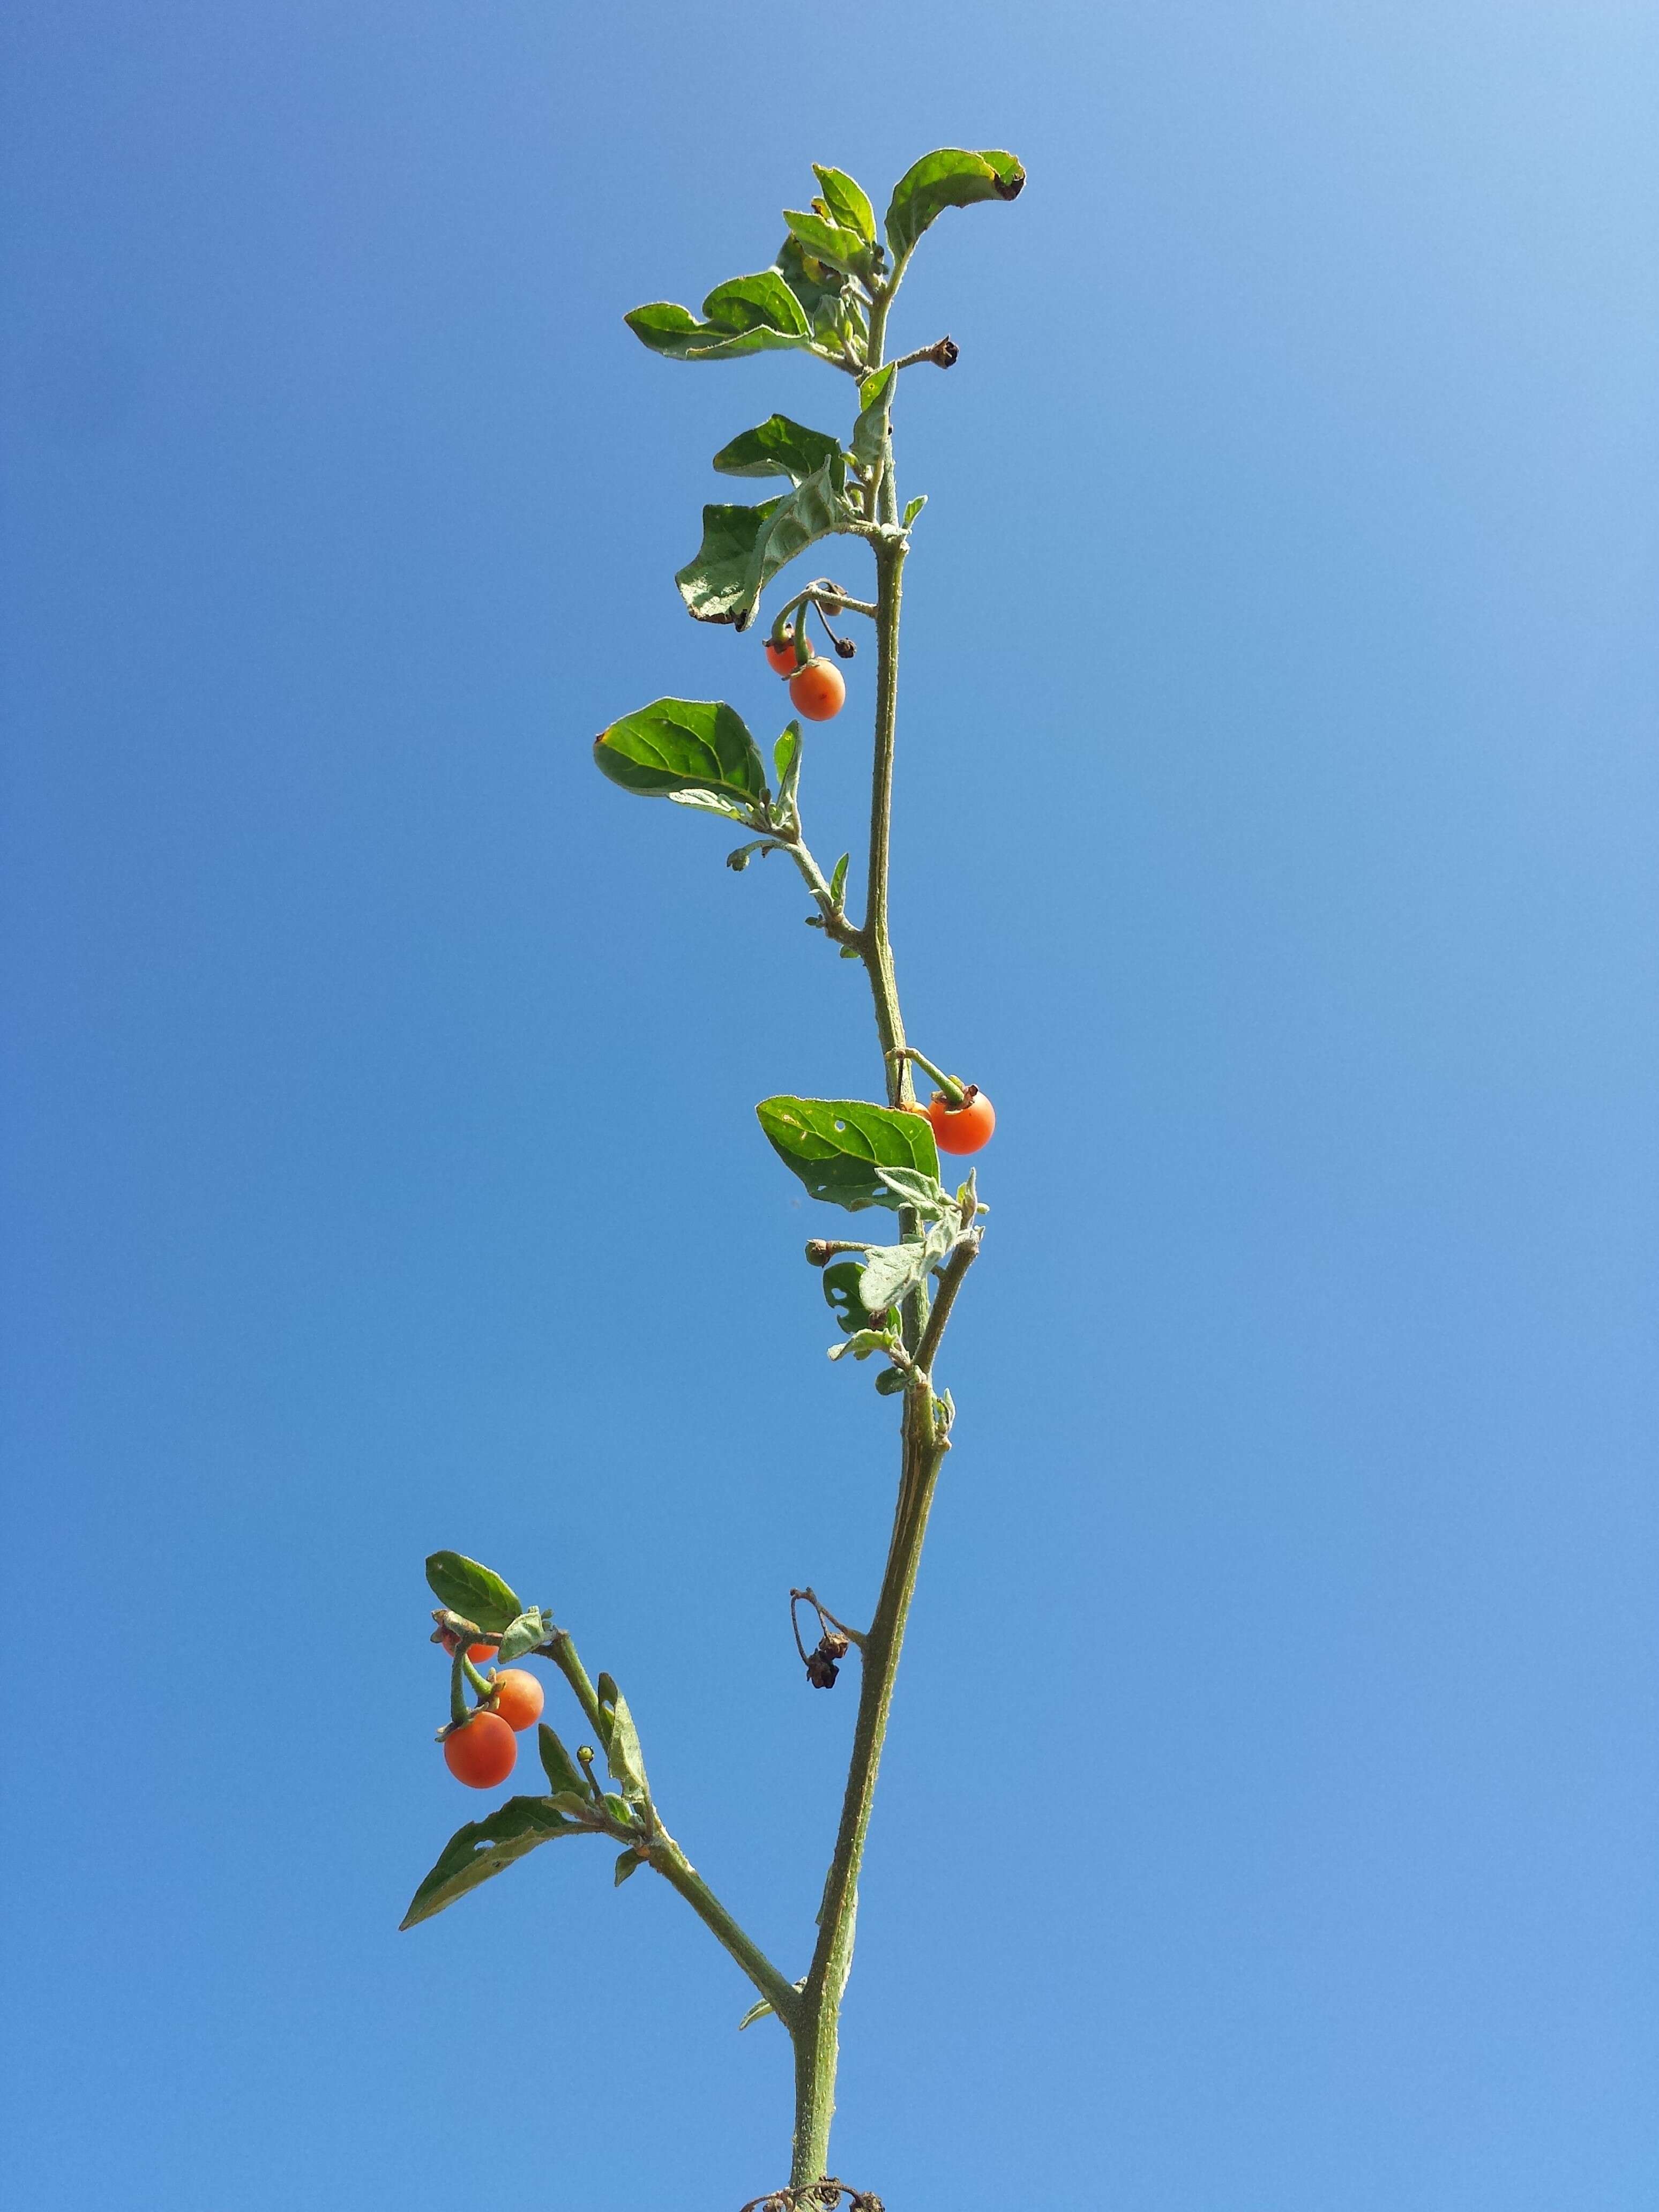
[
  {"x1": 489, "y1": 1669, "x2": 545, "y2": 1733},
  {"x1": 443, "y1": 1710, "x2": 517, "y2": 1789},
  {"x1": 926, "y1": 1087, "x2": 995, "y2": 1155},
  {"x1": 789, "y1": 657, "x2": 845, "y2": 722},
  {"x1": 439, "y1": 1631, "x2": 496, "y2": 1663},
  {"x1": 764, "y1": 625, "x2": 800, "y2": 676}
]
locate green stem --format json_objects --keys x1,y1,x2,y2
[
  {"x1": 861, "y1": 536, "x2": 910, "y2": 1104},
  {"x1": 649, "y1": 1833, "x2": 802, "y2": 2027}
]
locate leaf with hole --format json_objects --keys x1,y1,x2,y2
[
  {"x1": 425, "y1": 1552, "x2": 522, "y2": 1634},
  {"x1": 400, "y1": 1796, "x2": 585, "y2": 1930},
  {"x1": 884, "y1": 148, "x2": 1026, "y2": 261},
  {"x1": 756, "y1": 1097, "x2": 941, "y2": 1213},
  {"x1": 713, "y1": 415, "x2": 844, "y2": 486},
  {"x1": 595, "y1": 698, "x2": 769, "y2": 819},
  {"x1": 823, "y1": 1259, "x2": 881, "y2": 1335}
]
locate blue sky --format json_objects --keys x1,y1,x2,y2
[{"x1": 3, "y1": 3, "x2": 1656, "y2": 2206}]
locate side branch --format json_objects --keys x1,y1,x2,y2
[{"x1": 649, "y1": 1833, "x2": 802, "y2": 2028}]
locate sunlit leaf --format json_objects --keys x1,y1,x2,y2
[
  {"x1": 400, "y1": 1796, "x2": 584, "y2": 1930},
  {"x1": 425, "y1": 1552, "x2": 522, "y2": 1634},
  {"x1": 537, "y1": 1723, "x2": 586, "y2": 1799},
  {"x1": 496, "y1": 1608, "x2": 548, "y2": 1662},
  {"x1": 594, "y1": 697, "x2": 768, "y2": 817},
  {"x1": 675, "y1": 461, "x2": 849, "y2": 628},
  {"x1": 885, "y1": 148, "x2": 1026, "y2": 262},
  {"x1": 813, "y1": 166, "x2": 876, "y2": 246},
  {"x1": 625, "y1": 269, "x2": 813, "y2": 362},
  {"x1": 713, "y1": 415, "x2": 843, "y2": 485},
  {"x1": 756, "y1": 1097, "x2": 940, "y2": 1213}
]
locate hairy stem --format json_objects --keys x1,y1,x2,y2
[
  {"x1": 650, "y1": 1834, "x2": 802, "y2": 2027},
  {"x1": 861, "y1": 536, "x2": 910, "y2": 1105}
]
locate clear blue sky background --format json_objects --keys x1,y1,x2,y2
[{"x1": 3, "y1": 4, "x2": 1656, "y2": 2206}]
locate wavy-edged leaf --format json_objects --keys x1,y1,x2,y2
[
  {"x1": 537, "y1": 1723, "x2": 586, "y2": 1799},
  {"x1": 425, "y1": 1551, "x2": 522, "y2": 1634},
  {"x1": 813, "y1": 165, "x2": 876, "y2": 246},
  {"x1": 400, "y1": 1796, "x2": 584, "y2": 1930},
  {"x1": 713, "y1": 414, "x2": 843, "y2": 485},
  {"x1": 823, "y1": 1258, "x2": 879, "y2": 1334},
  {"x1": 625, "y1": 269, "x2": 813, "y2": 362},
  {"x1": 676, "y1": 460, "x2": 848, "y2": 628},
  {"x1": 885, "y1": 147, "x2": 1026, "y2": 261},
  {"x1": 858, "y1": 1223, "x2": 953, "y2": 1312},
  {"x1": 756, "y1": 1096, "x2": 940, "y2": 1213},
  {"x1": 594, "y1": 697, "x2": 768, "y2": 818}
]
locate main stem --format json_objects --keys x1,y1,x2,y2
[{"x1": 789, "y1": 351, "x2": 937, "y2": 2186}]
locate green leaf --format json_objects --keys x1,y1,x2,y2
[
  {"x1": 773, "y1": 721, "x2": 803, "y2": 822},
  {"x1": 902, "y1": 495, "x2": 927, "y2": 528},
  {"x1": 813, "y1": 165, "x2": 877, "y2": 246},
  {"x1": 884, "y1": 147, "x2": 1026, "y2": 261},
  {"x1": 676, "y1": 460, "x2": 849, "y2": 628},
  {"x1": 783, "y1": 208, "x2": 872, "y2": 280},
  {"x1": 873, "y1": 1164, "x2": 960, "y2": 1219},
  {"x1": 874, "y1": 1366, "x2": 909, "y2": 1396},
  {"x1": 602, "y1": 1793, "x2": 636, "y2": 1827},
  {"x1": 624, "y1": 270, "x2": 813, "y2": 362},
  {"x1": 595, "y1": 1672, "x2": 619, "y2": 1732},
  {"x1": 537, "y1": 1723, "x2": 586, "y2": 1799},
  {"x1": 601, "y1": 1686, "x2": 650, "y2": 1802},
  {"x1": 614, "y1": 1847, "x2": 645, "y2": 1887},
  {"x1": 713, "y1": 415, "x2": 844, "y2": 486},
  {"x1": 594, "y1": 698, "x2": 768, "y2": 817},
  {"x1": 851, "y1": 365, "x2": 894, "y2": 470},
  {"x1": 822, "y1": 1259, "x2": 876, "y2": 1335},
  {"x1": 829, "y1": 853, "x2": 849, "y2": 906},
  {"x1": 828, "y1": 1327, "x2": 898, "y2": 1363},
  {"x1": 737, "y1": 1996, "x2": 775, "y2": 2031},
  {"x1": 400, "y1": 1796, "x2": 582, "y2": 1930},
  {"x1": 858, "y1": 1223, "x2": 953, "y2": 1312},
  {"x1": 775, "y1": 236, "x2": 859, "y2": 349},
  {"x1": 757, "y1": 1096, "x2": 940, "y2": 1213},
  {"x1": 425, "y1": 1551, "x2": 522, "y2": 1634},
  {"x1": 496, "y1": 1608, "x2": 548, "y2": 1662}
]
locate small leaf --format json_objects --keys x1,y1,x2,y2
[
  {"x1": 773, "y1": 720, "x2": 803, "y2": 821},
  {"x1": 496, "y1": 1608, "x2": 548, "y2": 1662},
  {"x1": 872, "y1": 1164, "x2": 959, "y2": 1218},
  {"x1": 828, "y1": 1327, "x2": 899, "y2": 1363},
  {"x1": 850, "y1": 368, "x2": 894, "y2": 470},
  {"x1": 857, "y1": 363, "x2": 895, "y2": 414},
  {"x1": 874, "y1": 1366, "x2": 909, "y2": 1396},
  {"x1": 614, "y1": 1847, "x2": 645, "y2": 1887},
  {"x1": 737, "y1": 1996, "x2": 775, "y2": 2031},
  {"x1": 602, "y1": 1793, "x2": 636, "y2": 1827},
  {"x1": 839, "y1": 943, "x2": 862, "y2": 960},
  {"x1": 538, "y1": 1723, "x2": 586, "y2": 1799},
  {"x1": 775, "y1": 236, "x2": 863, "y2": 350},
  {"x1": 713, "y1": 415, "x2": 843, "y2": 485},
  {"x1": 676, "y1": 460, "x2": 850, "y2": 628},
  {"x1": 857, "y1": 1222, "x2": 952, "y2": 1312},
  {"x1": 885, "y1": 148, "x2": 1026, "y2": 261},
  {"x1": 595, "y1": 698, "x2": 768, "y2": 816},
  {"x1": 813, "y1": 165, "x2": 877, "y2": 245},
  {"x1": 783, "y1": 207, "x2": 872, "y2": 280},
  {"x1": 756, "y1": 1096, "x2": 940, "y2": 1213},
  {"x1": 823, "y1": 1259, "x2": 879, "y2": 1335},
  {"x1": 400, "y1": 1796, "x2": 582, "y2": 1930},
  {"x1": 726, "y1": 839, "x2": 774, "y2": 872},
  {"x1": 595, "y1": 1672, "x2": 619, "y2": 1730},
  {"x1": 425, "y1": 1552, "x2": 522, "y2": 1634},
  {"x1": 829, "y1": 853, "x2": 849, "y2": 905},
  {"x1": 602, "y1": 1686, "x2": 650, "y2": 1803},
  {"x1": 902, "y1": 495, "x2": 927, "y2": 528}
]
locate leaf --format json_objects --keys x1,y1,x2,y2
[
  {"x1": 813, "y1": 165, "x2": 876, "y2": 245},
  {"x1": 614, "y1": 1847, "x2": 645, "y2": 1887},
  {"x1": 857, "y1": 1222, "x2": 952, "y2": 1312},
  {"x1": 822, "y1": 1258, "x2": 877, "y2": 1335},
  {"x1": 874, "y1": 1366, "x2": 909, "y2": 1396},
  {"x1": 828, "y1": 1327, "x2": 899, "y2": 1363},
  {"x1": 713, "y1": 415, "x2": 843, "y2": 486},
  {"x1": 400, "y1": 1796, "x2": 582, "y2": 1930},
  {"x1": 537, "y1": 1723, "x2": 586, "y2": 1799},
  {"x1": 829, "y1": 853, "x2": 849, "y2": 906},
  {"x1": 425, "y1": 1552, "x2": 522, "y2": 1634},
  {"x1": 496, "y1": 1608, "x2": 548, "y2": 1662},
  {"x1": 773, "y1": 721, "x2": 803, "y2": 822},
  {"x1": 884, "y1": 147, "x2": 1026, "y2": 262},
  {"x1": 602, "y1": 1793, "x2": 636, "y2": 1827},
  {"x1": 676, "y1": 459, "x2": 849, "y2": 628},
  {"x1": 624, "y1": 270, "x2": 813, "y2": 362},
  {"x1": 783, "y1": 207, "x2": 872, "y2": 280},
  {"x1": 594, "y1": 697, "x2": 768, "y2": 816},
  {"x1": 737, "y1": 1996, "x2": 775, "y2": 2031},
  {"x1": 850, "y1": 366, "x2": 894, "y2": 470},
  {"x1": 775, "y1": 236, "x2": 860, "y2": 350},
  {"x1": 602, "y1": 1687, "x2": 650, "y2": 1803},
  {"x1": 756, "y1": 1096, "x2": 940, "y2": 1213},
  {"x1": 872, "y1": 1164, "x2": 959, "y2": 1219},
  {"x1": 902, "y1": 495, "x2": 927, "y2": 528}
]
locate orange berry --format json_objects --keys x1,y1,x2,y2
[
  {"x1": 439, "y1": 1632, "x2": 496, "y2": 1663},
  {"x1": 764, "y1": 626, "x2": 799, "y2": 675},
  {"x1": 926, "y1": 1088, "x2": 995, "y2": 1155},
  {"x1": 489, "y1": 1669, "x2": 545, "y2": 1733},
  {"x1": 788, "y1": 657, "x2": 845, "y2": 722},
  {"x1": 442, "y1": 1710, "x2": 517, "y2": 1789}
]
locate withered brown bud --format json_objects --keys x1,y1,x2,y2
[
  {"x1": 805, "y1": 1642, "x2": 841, "y2": 1689},
  {"x1": 804, "y1": 1239, "x2": 834, "y2": 1266}
]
